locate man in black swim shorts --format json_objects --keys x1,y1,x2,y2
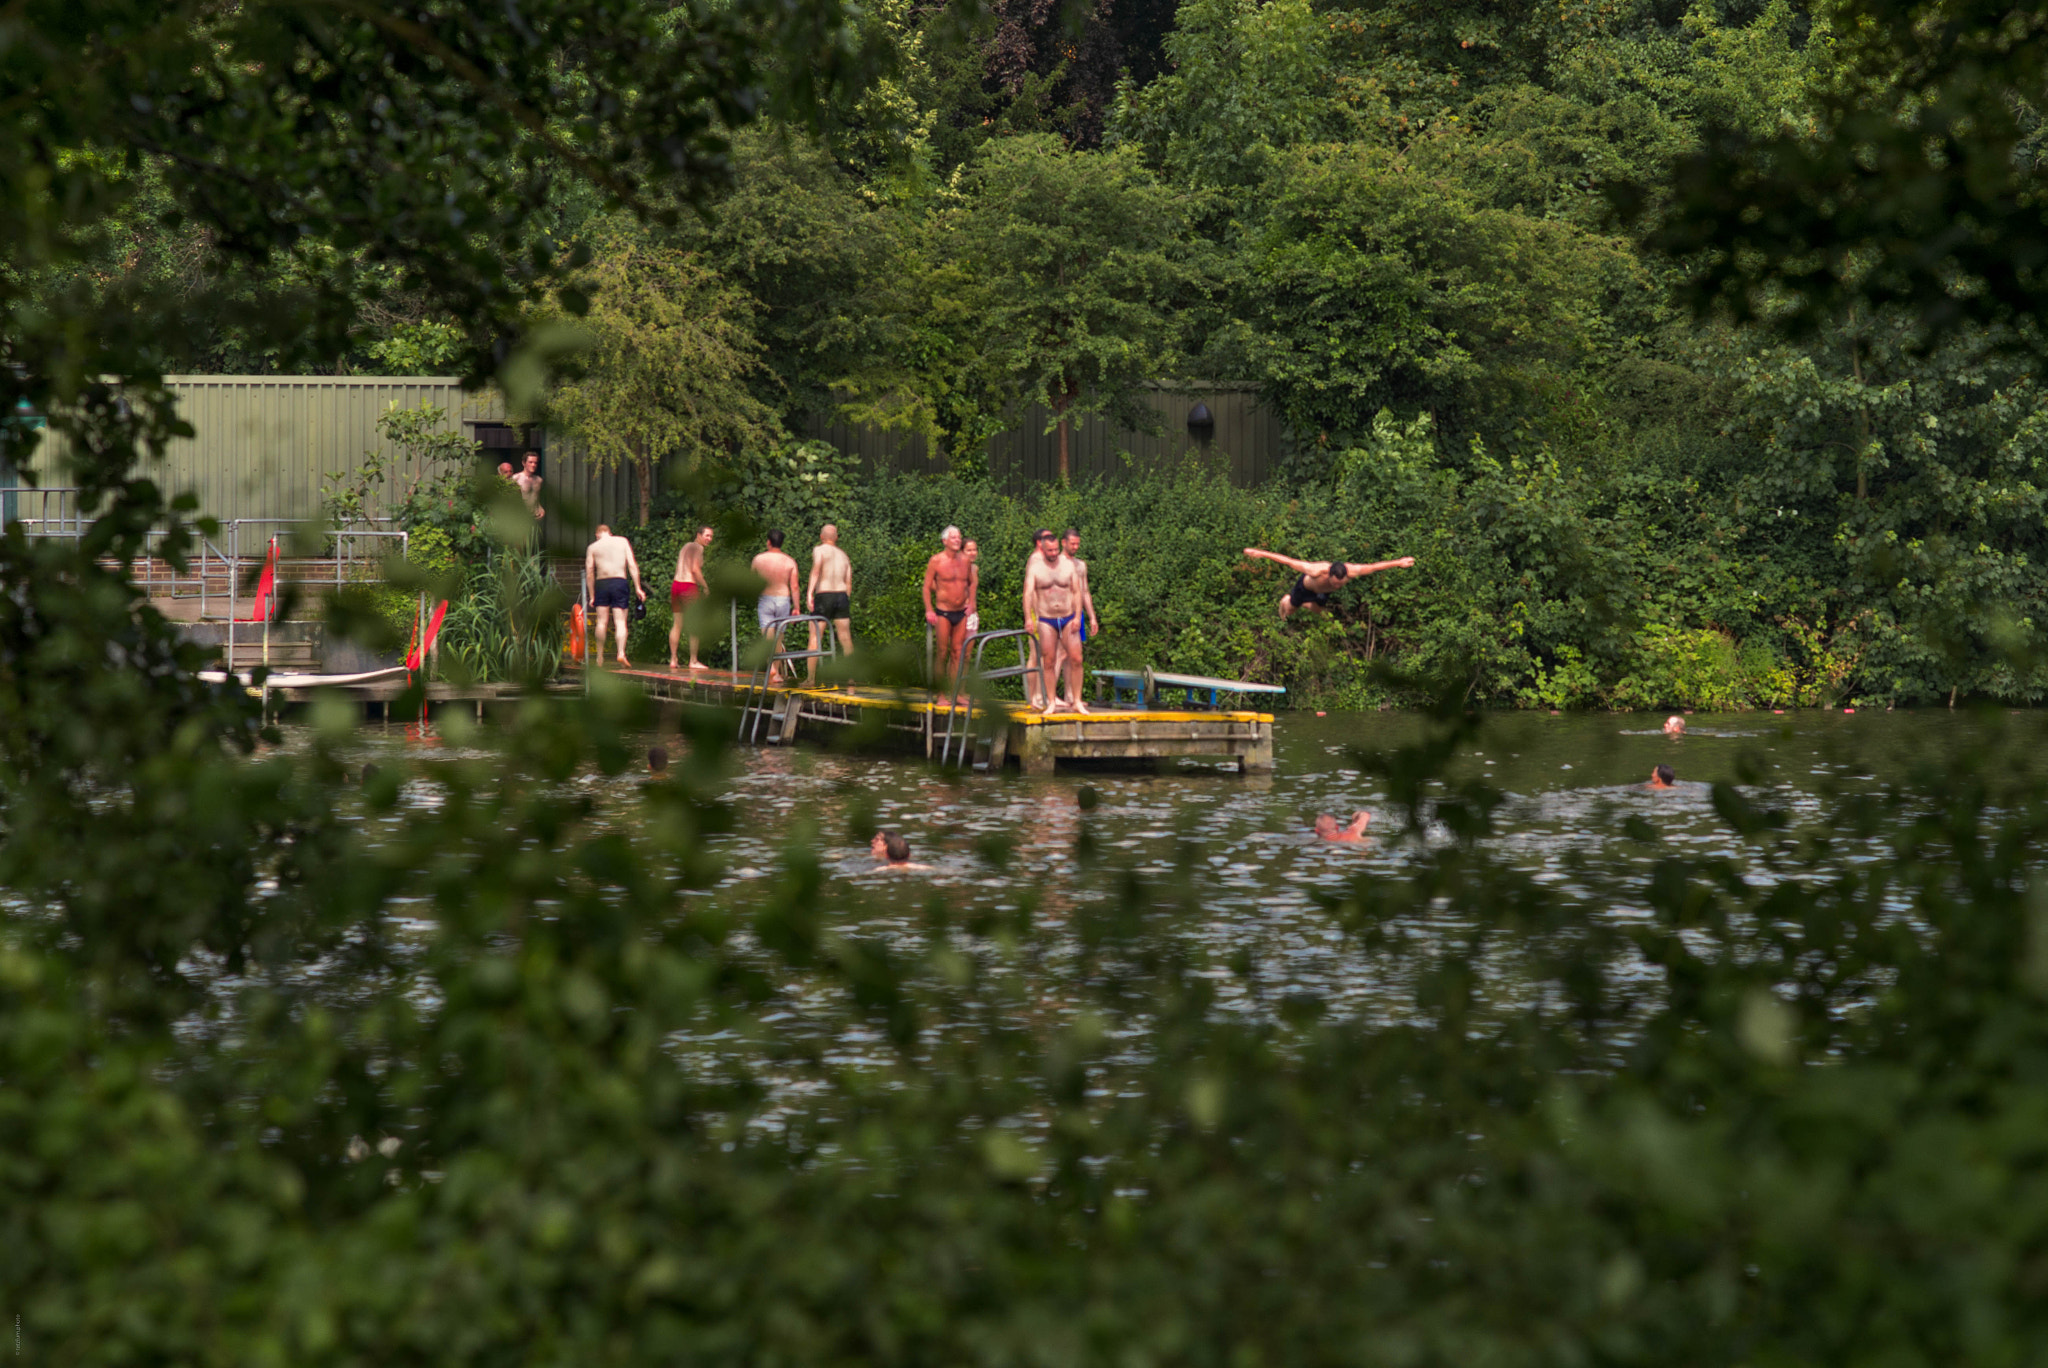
[
  {"x1": 584, "y1": 523, "x2": 647, "y2": 665},
  {"x1": 1244, "y1": 546, "x2": 1418, "y2": 620}
]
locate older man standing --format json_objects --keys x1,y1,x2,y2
[
  {"x1": 584, "y1": 523, "x2": 646, "y2": 667},
  {"x1": 921, "y1": 525, "x2": 976, "y2": 703}
]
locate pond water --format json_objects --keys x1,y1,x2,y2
[{"x1": 343, "y1": 705, "x2": 2044, "y2": 1049}]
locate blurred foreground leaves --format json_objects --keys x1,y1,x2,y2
[{"x1": 9, "y1": 535, "x2": 2048, "y2": 1365}]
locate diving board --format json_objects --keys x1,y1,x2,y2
[{"x1": 1092, "y1": 667, "x2": 1287, "y2": 711}]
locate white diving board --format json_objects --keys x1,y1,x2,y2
[{"x1": 1092, "y1": 667, "x2": 1287, "y2": 710}]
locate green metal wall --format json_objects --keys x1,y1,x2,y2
[
  {"x1": 19, "y1": 377, "x2": 1281, "y2": 547},
  {"x1": 804, "y1": 384, "x2": 1282, "y2": 493},
  {"x1": 23, "y1": 376, "x2": 632, "y2": 549}
]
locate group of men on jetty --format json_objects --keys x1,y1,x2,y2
[{"x1": 579, "y1": 518, "x2": 1420, "y2": 714}]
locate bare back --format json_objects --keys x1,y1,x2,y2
[
  {"x1": 751, "y1": 550, "x2": 799, "y2": 600},
  {"x1": 675, "y1": 541, "x2": 706, "y2": 585},
  {"x1": 811, "y1": 543, "x2": 851, "y2": 593},
  {"x1": 587, "y1": 533, "x2": 635, "y2": 581}
]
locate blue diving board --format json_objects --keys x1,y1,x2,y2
[{"x1": 1092, "y1": 667, "x2": 1287, "y2": 711}]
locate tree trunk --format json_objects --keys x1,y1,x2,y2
[
  {"x1": 1053, "y1": 378, "x2": 1077, "y2": 482},
  {"x1": 634, "y1": 453, "x2": 653, "y2": 526}
]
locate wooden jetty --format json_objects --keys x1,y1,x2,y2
[{"x1": 603, "y1": 664, "x2": 1276, "y2": 774}]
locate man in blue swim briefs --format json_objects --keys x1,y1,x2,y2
[
  {"x1": 1243, "y1": 546, "x2": 1418, "y2": 620},
  {"x1": 1023, "y1": 528, "x2": 1089, "y2": 713},
  {"x1": 583, "y1": 524, "x2": 647, "y2": 666}
]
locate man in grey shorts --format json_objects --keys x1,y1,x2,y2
[{"x1": 750, "y1": 529, "x2": 801, "y2": 684}]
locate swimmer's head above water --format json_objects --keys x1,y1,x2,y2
[
  {"x1": 1664, "y1": 715, "x2": 1686, "y2": 735},
  {"x1": 1649, "y1": 764, "x2": 1677, "y2": 789},
  {"x1": 870, "y1": 830, "x2": 912, "y2": 864},
  {"x1": 1314, "y1": 811, "x2": 1370, "y2": 841},
  {"x1": 647, "y1": 745, "x2": 668, "y2": 775}
]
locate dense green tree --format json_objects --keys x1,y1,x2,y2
[
  {"x1": 549, "y1": 231, "x2": 782, "y2": 525},
  {"x1": 1651, "y1": 0, "x2": 2048, "y2": 341},
  {"x1": 949, "y1": 135, "x2": 1205, "y2": 479},
  {"x1": 1223, "y1": 143, "x2": 1647, "y2": 444}
]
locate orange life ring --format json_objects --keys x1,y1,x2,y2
[{"x1": 569, "y1": 602, "x2": 586, "y2": 662}]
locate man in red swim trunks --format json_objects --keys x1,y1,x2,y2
[{"x1": 668, "y1": 524, "x2": 713, "y2": 671}]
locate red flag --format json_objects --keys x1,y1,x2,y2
[
  {"x1": 407, "y1": 600, "x2": 448, "y2": 672},
  {"x1": 237, "y1": 537, "x2": 279, "y2": 622}
]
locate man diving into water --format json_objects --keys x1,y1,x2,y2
[{"x1": 1243, "y1": 547, "x2": 1417, "y2": 619}]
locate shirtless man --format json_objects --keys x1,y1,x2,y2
[
  {"x1": 921, "y1": 525, "x2": 976, "y2": 703},
  {"x1": 512, "y1": 452, "x2": 545, "y2": 521},
  {"x1": 1648, "y1": 764, "x2": 1677, "y2": 790},
  {"x1": 1313, "y1": 811, "x2": 1371, "y2": 842},
  {"x1": 1023, "y1": 528, "x2": 1088, "y2": 714},
  {"x1": 1243, "y1": 546, "x2": 1416, "y2": 620},
  {"x1": 496, "y1": 461, "x2": 515, "y2": 480},
  {"x1": 583, "y1": 523, "x2": 646, "y2": 666},
  {"x1": 1044, "y1": 527, "x2": 1101, "y2": 707},
  {"x1": 750, "y1": 530, "x2": 801, "y2": 685},
  {"x1": 668, "y1": 524, "x2": 714, "y2": 671},
  {"x1": 806, "y1": 524, "x2": 854, "y2": 683}
]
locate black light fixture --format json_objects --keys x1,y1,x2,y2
[{"x1": 1187, "y1": 401, "x2": 1215, "y2": 444}]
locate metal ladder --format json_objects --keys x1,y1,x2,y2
[
  {"x1": 737, "y1": 613, "x2": 835, "y2": 744},
  {"x1": 933, "y1": 628, "x2": 1036, "y2": 769}
]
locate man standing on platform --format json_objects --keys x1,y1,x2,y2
[
  {"x1": 1023, "y1": 528, "x2": 1088, "y2": 714},
  {"x1": 668, "y1": 524, "x2": 714, "y2": 672},
  {"x1": 584, "y1": 523, "x2": 646, "y2": 667},
  {"x1": 806, "y1": 524, "x2": 855, "y2": 683},
  {"x1": 1046, "y1": 526, "x2": 1100, "y2": 708},
  {"x1": 921, "y1": 525, "x2": 976, "y2": 703},
  {"x1": 751, "y1": 530, "x2": 801, "y2": 686}
]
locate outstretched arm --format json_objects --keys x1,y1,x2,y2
[
  {"x1": 1244, "y1": 547, "x2": 1317, "y2": 575},
  {"x1": 1341, "y1": 557, "x2": 1416, "y2": 577},
  {"x1": 627, "y1": 543, "x2": 645, "y2": 597}
]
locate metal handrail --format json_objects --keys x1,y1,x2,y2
[
  {"x1": 935, "y1": 629, "x2": 1036, "y2": 768},
  {"x1": 738, "y1": 613, "x2": 832, "y2": 744}
]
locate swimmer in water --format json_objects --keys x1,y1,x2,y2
[
  {"x1": 869, "y1": 830, "x2": 931, "y2": 870},
  {"x1": 1663, "y1": 715, "x2": 1687, "y2": 736},
  {"x1": 1313, "y1": 811, "x2": 1371, "y2": 842},
  {"x1": 647, "y1": 745, "x2": 668, "y2": 776},
  {"x1": 1648, "y1": 764, "x2": 1677, "y2": 790}
]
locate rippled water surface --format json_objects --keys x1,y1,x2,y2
[{"x1": 336, "y1": 705, "x2": 2046, "y2": 1037}]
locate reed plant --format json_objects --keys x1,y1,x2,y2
[{"x1": 437, "y1": 548, "x2": 569, "y2": 684}]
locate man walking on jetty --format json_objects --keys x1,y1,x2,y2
[
  {"x1": 922, "y1": 525, "x2": 976, "y2": 704},
  {"x1": 751, "y1": 530, "x2": 801, "y2": 685},
  {"x1": 1243, "y1": 546, "x2": 1417, "y2": 620},
  {"x1": 806, "y1": 524, "x2": 854, "y2": 683},
  {"x1": 668, "y1": 524, "x2": 714, "y2": 672},
  {"x1": 1024, "y1": 528, "x2": 1089, "y2": 714},
  {"x1": 584, "y1": 524, "x2": 646, "y2": 667}
]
